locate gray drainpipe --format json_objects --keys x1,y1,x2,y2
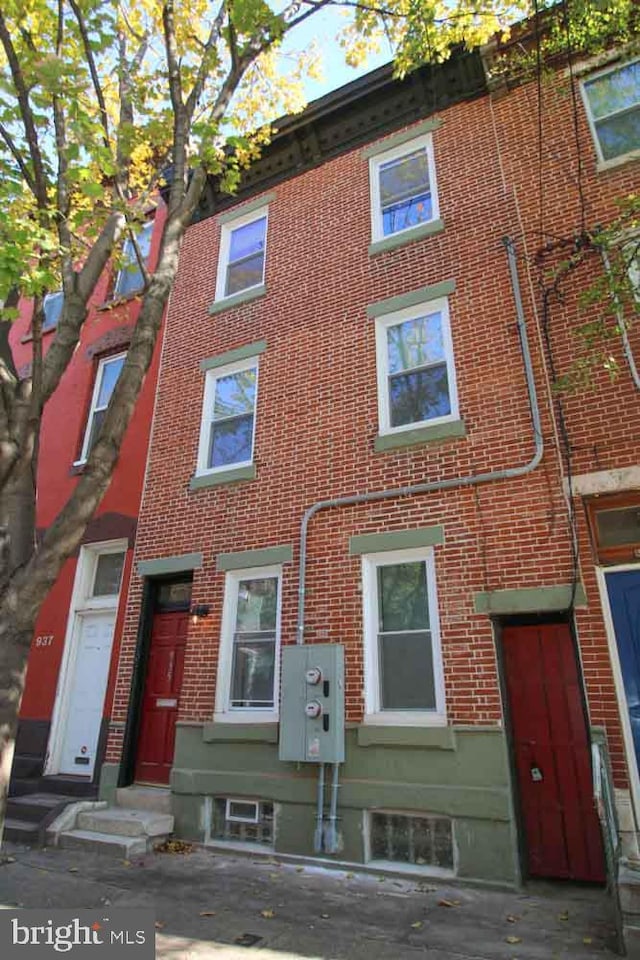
[
  {"x1": 296, "y1": 236, "x2": 544, "y2": 645},
  {"x1": 600, "y1": 249, "x2": 640, "y2": 393}
]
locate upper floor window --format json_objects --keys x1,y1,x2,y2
[
  {"x1": 362, "y1": 547, "x2": 445, "y2": 726},
  {"x1": 375, "y1": 296, "x2": 458, "y2": 436},
  {"x1": 196, "y1": 357, "x2": 258, "y2": 476},
  {"x1": 582, "y1": 59, "x2": 640, "y2": 165},
  {"x1": 369, "y1": 133, "x2": 439, "y2": 242},
  {"x1": 215, "y1": 566, "x2": 282, "y2": 722},
  {"x1": 114, "y1": 220, "x2": 153, "y2": 298},
  {"x1": 77, "y1": 352, "x2": 125, "y2": 463},
  {"x1": 43, "y1": 291, "x2": 63, "y2": 331},
  {"x1": 215, "y1": 207, "x2": 268, "y2": 301}
]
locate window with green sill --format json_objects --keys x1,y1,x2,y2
[
  {"x1": 369, "y1": 132, "x2": 439, "y2": 243},
  {"x1": 581, "y1": 58, "x2": 640, "y2": 164}
]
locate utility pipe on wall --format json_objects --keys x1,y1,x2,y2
[{"x1": 296, "y1": 236, "x2": 544, "y2": 646}]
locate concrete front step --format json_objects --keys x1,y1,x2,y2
[
  {"x1": 76, "y1": 807, "x2": 173, "y2": 838},
  {"x1": 57, "y1": 829, "x2": 148, "y2": 858},
  {"x1": 7, "y1": 793, "x2": 75, "y2": 823},
  {"x1": 115, "y1": 786, "x2": 171, "y2": 814},
  {"x1": 4, "y1": 817, "x2": 41, "y2": 844}
]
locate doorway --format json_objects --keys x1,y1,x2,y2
[
  {"x1": 604, "y1": 569, "x2": 640, "y2": 792},
  {"x1": 501, "y1": 620, "x2": 605, "y2": 882}
]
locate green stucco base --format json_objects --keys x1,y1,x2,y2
[
  {"x1": 99, "y1": 762, "x2": 120, "y2": 805},
  {"x1": 171, "y1": 724, "x2": 519, "y2": 886}
]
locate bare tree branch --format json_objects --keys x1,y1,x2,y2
[
  {"x1": 68, "y1": 0, "x2": 111, "y2": 148},
  {"x1": 0, "y1": 122, "x2": 36, "y2": 195}
]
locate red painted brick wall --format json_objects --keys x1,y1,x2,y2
[
  {"x1": 108, "y1": 63, "x2": 638, "y2": 791},
  {"x1": 12, "y1": 203, "x2": 167, "y2": 725}
]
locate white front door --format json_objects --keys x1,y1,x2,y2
[{"x1": 58, "y1": 611, "x2": 116, "y2": 776}]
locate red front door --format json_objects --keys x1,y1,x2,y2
[
  {"x1": 502, "y1": 622, "x2": 605, "y2": 882},
  {"x1": 135, "y1": 610, "x2": 188, "y2": 784}
]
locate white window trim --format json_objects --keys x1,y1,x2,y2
[
  {"x1": 195, "y1": 356, "x2": 259, "y2": 478},
  {"x1": 580, "y1": 57, "x2": 640, "y2": 169},
  {"x1": 374, "y1": 296, "x2": 458, "y2": 437},
  {"x1": 114, "y1": 220, "x2": 153, "y2": 297},
  {"x1": 43, "y1": 290, "x2": 63, "y2": 331},
  {"x1": 362, "y1": 546, "x2": 446, "y2": 727},
  {"x1": 214, "y1": 564, "x2": 282, "y2": 724},
  {"x1": 75, "y1": 352, "x2": 126, "y2": 466},
  {"x1": 215, "y1": 205, "x2": 269, "y2": 302},
  {"x1": 369, "y1": 133, "x2": 439, "y2": 244}
]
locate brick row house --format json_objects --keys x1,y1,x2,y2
[
  {"x1": 7, "y1": 203, "x2": 166, "y2": 837},
  {"x1": 14, "y1": 36, "x2": 640, "y2": 889}
]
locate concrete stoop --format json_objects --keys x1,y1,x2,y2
[
  {"x1": 46, "y1": 787, "x2": 173, "y2": 858},
  {"x1": 618, "y1": 863, "x2": 640, "y2": 955}
]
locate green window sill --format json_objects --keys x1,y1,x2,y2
[
  {"x1": 357, "y1": 725, "x2": 456, "y2": 750},
  {"x1": 203, "y1": 722, "x2": 278, "y2": 744},
  {"x1": 374, "y1": 419, "x2": 466, "y2": 453},
  {"x1": 368, "y1": 218, "x2": 444, "y2": 256},
  {"x1": 190, "y1": 464, "x2": 256, "y2": 490},
  {"x1": 208, "y1": 283, "x2": 266, "y2": 316}
]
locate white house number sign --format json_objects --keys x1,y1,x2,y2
[{"x1": 35, "y1": 635, "x2": 54, "y2": 648}]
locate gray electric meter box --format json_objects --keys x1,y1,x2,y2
[{"x1": 279, "y1": 644, "x2": 345, "y2": 763}]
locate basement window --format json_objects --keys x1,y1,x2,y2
[
  {"x1": 369, "y1": 811, "x2": 453, "y2": 870},
  {"x1": 586, "y1": 492, "x2": 640, "y2": 565},
  {"x1": 213, "y1": 798, "x2": 273, "y2": 845}
]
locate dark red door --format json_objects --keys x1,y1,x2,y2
[
  {"x1": 135, "y1": 610, "x2": 188, "y2": 784},
  {"x1": 502, "y1": 623, "x2": 605, "y2": 882}
]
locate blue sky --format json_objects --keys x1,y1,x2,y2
[{"x1": 281, "y1": 6, "x2": 395, "y2": 102}]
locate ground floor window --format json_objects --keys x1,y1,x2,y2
[{"x1": 213, "y1": 798, "x2": 274, "y2": 845}]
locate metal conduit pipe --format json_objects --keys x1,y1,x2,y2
[
  {"x1": 600, "y1": 249, "x2": 640, "y2": 392},
  {"x1": 296, "y1": 236, "x2": 544, "y2": 645},
  {"x1": 325, "y1": 762, "x2": 341, "y2": 853},
  {"x1": 313, "y1": 762, "x2": 325, "y2": 853}
]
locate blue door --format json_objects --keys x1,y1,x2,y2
[{"x1": 606, "y1": 570, "x2": 640, "y2": 778}]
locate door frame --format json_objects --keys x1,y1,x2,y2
[
  {"x1": 595, "y1": 563, "x2": 640, "y2": 832},
  {"x1": 119, "y1": 573, "x2": 192, "y2": 788},
  {"x1": 495, "y1": 612, "x2": 597, "y2": 881},
  {"x1": 45, "y1": 539, "x2": 128, "y2": 777}
]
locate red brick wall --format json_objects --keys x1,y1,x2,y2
[{"x1": 108, "y1": 66, "x2": 638, "y2": 789}]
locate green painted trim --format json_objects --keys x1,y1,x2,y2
[
  {"x1": 374, "y1": 419, "x2": 467, "y2": 452},
  {"x1": 217, "y1": 192, "x2": 275, "y2": 224},
  {"x1": 137, "y1": 552, "x2": 202, "y2": 577},
  {"x1": 203, "y1": 723, "x2": 278, "y2": 743},
  {"x1": 98, "y1": 762, "x2": 120, "y2": 803},
  {"x1": 474, "y1": 583, "x2": 588, "y2": 615},
  {"x1": 208, "y1": 283, "x2": 266, "y2": 316},
  {"x1": 360, "y1": 118, "x2": 443, "y2": 158},
  {"x1": 189, "y1": 464, "x2": 256, "y2": 490},
  {"x1": 366, "y1": 280, "x2": 456, "y2": 318},
  {"x1": 357, "y1": 725, "x2": 455, "y2": 749},
  {"x1": 217, "y1": 544, "x2": 293, "y2": 571},
  {"x1": 368, "y1": 218, "x2": 444, "y2": 256},
  {"x1": 200, "y1": 340, "x2": 266, "y2": 373},
  {"x1": 350, "y1": 525, "x2": 444, "y2": 556}
]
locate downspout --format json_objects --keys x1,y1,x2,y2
[
  {"x1": 600, "y1": 249, "x2": 640, "y2": 393},
  {"x1": 296, "y1": 236, "x2": 543, "y2": 645}
]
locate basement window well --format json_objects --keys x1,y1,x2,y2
[
  {"x1": 367, "y1": 811, "x2": 454, "y2": 871},
  {"x1": 213, "y1": 798, "x2": 274, "y2": 846}
]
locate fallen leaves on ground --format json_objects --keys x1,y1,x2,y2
[
  {"x1": 155, "y1": 921, "x2": 165, "y2": 930},
  {"x1": 558, "y1": 911, "x2": 569, "y2": 921},
  {"x1": 199, "y1": 911, "x2": 216, "y2": 917},
  {"x1": 438, "y1": 899, "x2": 460, "y2": 908},
  {"x1": 506, "y1": 915, "x2": 520, "y2": 923},
  {"x1": 345, "y1": 872, "x2": 355, "y2": 879},
  {"x1": 295, "y1": 866, "x2": 304, "y2": 873},
  {"x1": 320, "y1": 913, "x2": 330, "y2": 919},
  {"x1": 505, "y1": 935, "x2": 522, "y2": 944},
  {"x1": 410, "y1": 921, "x2": 423, "y2": 929},
  {"x1": 68, "y1": 867, "x2": 79, "y2": 873},
  {"x1": 154, "y1": 838, "x2": 193, "y2": 854},
  {"x1": 583, "y1": 937, "x2": 593, "y2": 945},
  {"x1": 260, "y1": 909, "x2": 275, "y2": 919}
]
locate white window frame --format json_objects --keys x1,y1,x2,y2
[
  {"x1": 114, "y1": 220, "x2": 153, "y2": 298},
  {"x1": 362, "y1": 546, "x2": 446, "y2": 727},
  {"x1": 214, "y1": 564, "x2": 282, "y2": 724},
  {"x1": 75, "y1": 352, "x2": 126, "y2": 465},
  {"x1": 369, "y1": 133, "x2": 439, "y2": 244},
  {"x1": 375, "y1": 296, "x2": 458, "y2": 437},
  {"x1": 195, "y1": 356, "x2": 259, "y2": 478},
  {"x1": 580, "y1": 57, "x2": 640, "y2": 168},
  {"x1": 43, "y1": 291, "x2": 63, "y2": 331},
  {"x1": 225, "y1": 798, "x2": 260, "y2": 823},
  {"x1": 215, "y1": 206, "x2": 269, "y2": 302}
]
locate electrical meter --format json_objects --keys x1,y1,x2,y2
[{"x1": 279, "y1": 644, "x2": 345, "y2": 763}]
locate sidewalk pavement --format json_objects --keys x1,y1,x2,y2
[{"x1": 0, "y1": 841, "x2": 620, "y2": 959}]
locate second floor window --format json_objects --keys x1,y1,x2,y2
[
  {"x1": 77, "y1": 353, "x2": 125, "y2": 463},
  {"x1": 196, "y1": 358, "x2": 258, "y2": 475},
  {"x1": 375, "y1": 297, "x2": 458, "y2": 435},
  {"x1": 114, "y1": 220, "x2": 153, "y2": 298},
  {"x1": 216, "y1": 208, "x2": 268, "y2": 300},
  {"x1": 43, "y1": 291, "x2": 63, "y2": 331}
]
